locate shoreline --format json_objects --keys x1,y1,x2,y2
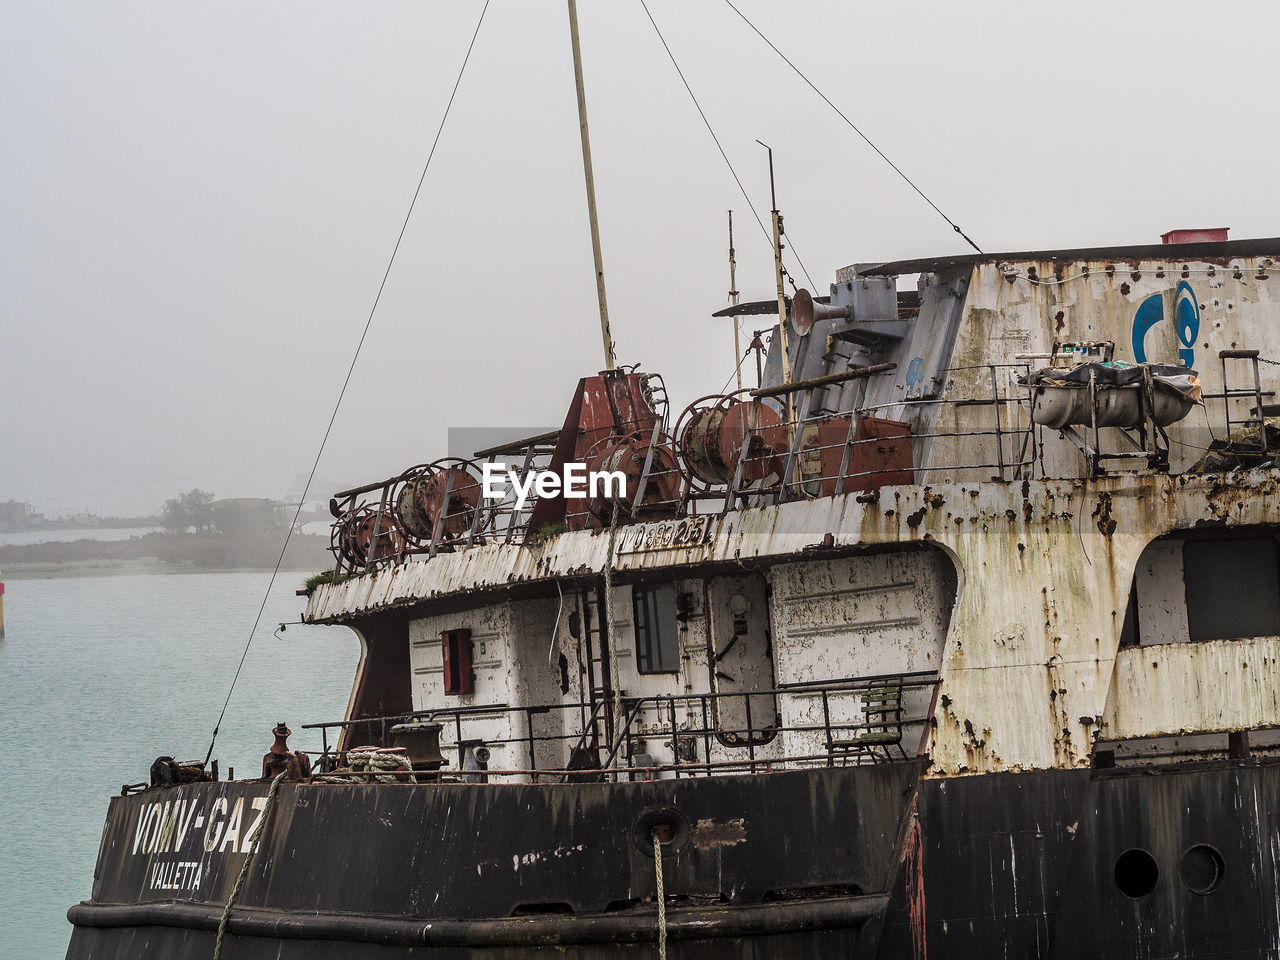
[
  {"x1": 0, "y1": 531, "x2": 332, "y2": 582},
  {"x1": 0, "y1": 558, "x2": 330, "y2": 581}
]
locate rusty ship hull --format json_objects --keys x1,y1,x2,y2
[{"x1": 67, "y1": 758, "x2": 1280, "y2": 957}]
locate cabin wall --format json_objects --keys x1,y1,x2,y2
[
  {"x1": 767, "y1": 549, "x2": 955, "y2": 760},
  {"x1": 1104, "y1": 637, "x2": 1280, "y2": 741},
  {"x1": 919, "y1": 256, "x2": 1280, "y2": 482},
  {"x1": 407, "y1": 598, "x2": 561, "y2": 779}
]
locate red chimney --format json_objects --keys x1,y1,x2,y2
[{"x1": 1161, "y1": 227, "x2": 1229, "y2": 244}]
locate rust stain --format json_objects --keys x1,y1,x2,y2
[
  {"x1": 688, "y1": 817, "x2": 747, "y2": 849},
  {"x1": 1092, "y1": 492, "x2": 1116, "y2": 537},
  {"x1": 902, "y1": 799, "x2": 927, "y2": 960}
]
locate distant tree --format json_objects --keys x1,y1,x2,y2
[
  {"x1": 161, "y1": 497, "x2": 188, "y2": 534},
  {"x1": 161, "y1": 489, "x2": 215, "y2": 535},
  {"x1": 181, "y1": 489, "x2": 215, "y2": 534}
]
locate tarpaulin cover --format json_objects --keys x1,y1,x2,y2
[{"x1": 1020, "y1": 362, "x2": 1202, "y2": 401}]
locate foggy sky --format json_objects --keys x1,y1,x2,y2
[{"x1": 4, "y1": 0, "x2": 1277, "y2": 517}]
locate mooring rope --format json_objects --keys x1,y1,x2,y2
[
  {"x1": 212, "y1": 772, "x2": 286, "y2": 960},
  {"x1": 653, "y1": 831, "x2": 668, "y2": 960}
]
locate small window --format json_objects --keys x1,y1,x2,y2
[
  {"x1": 441, "y1": 628, "x2": 474, "y2": 694},
  {"x1": 1184, "y1": 538, "x2": 1280, "y2": 642},
  {"x1": 633, "y1": 583, "x2": 680, "y2": 674}
]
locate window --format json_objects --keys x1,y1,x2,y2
[
  {"x1": 1184, "y1": 538, "x2": 1280, "y2": 642},
  {"x1": 633, "y1": 583, "x2": 680, "y2": 674}
]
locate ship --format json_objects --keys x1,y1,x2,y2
[
  {"x1": 64, "y1": 226, "x2": 1280, "y2": 958},
  {"x1": 64, "y1": 7, "x2": 1280, "y2": 959}
]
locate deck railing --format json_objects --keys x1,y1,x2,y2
[{"x1": 301, "y1": 670, "x2": 939, "y2": 783}]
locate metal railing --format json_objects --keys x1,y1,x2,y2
[
  {"x1": 301, "y1": 670, "x2": 939, "y2": 783},
  {"x1": 689, "y1": 362, "x2": 1037, "y2": 512}
]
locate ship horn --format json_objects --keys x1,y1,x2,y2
[{"x1": 792, "y1": 288, "x2": 851, "y2": 335}]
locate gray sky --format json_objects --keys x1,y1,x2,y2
[{"x1": 4, "y1": 0, "x2": 1277, "y2": 517}]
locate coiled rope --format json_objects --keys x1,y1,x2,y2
[
  {"x1": 653, "y1": 831, "x2": 667, "y2": 960},
  {"x1": 212, "y1": 772, "x2": 286, "y2": 960},
  {"x1": 316, "y1": 750, "x2": 413, "y2": 784}
]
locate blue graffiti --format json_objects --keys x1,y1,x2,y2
[
  {"x1": 904, "y1": 356, "x2": 925, "y2": 398},
  {"x1": 1174, "y1": 280, "x2": 1199, "y2": 367},
  {"x1": 1131, "y1": 281, "x2": 1199, "y2": 367},
  {"x1": 1132, "y1": 294, "x2": 1163, "y2": 364}
]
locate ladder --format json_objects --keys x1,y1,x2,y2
[{"x1": 578, "y1": 586, "x2": 616, "y2": 764}]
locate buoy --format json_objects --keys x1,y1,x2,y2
[{"x1": 0, "y1": 581, "x2": 6, "y2": 639}]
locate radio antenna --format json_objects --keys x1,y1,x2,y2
[
  {"x1": 567, "y1": 0, "x2": 616, "y2": 369},
  {"x1": 727, "y1": 210, "x2": 742, "y2": 390}
]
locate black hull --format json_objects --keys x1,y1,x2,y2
[{"x1": 67, "y1": 759, "x2": 1280, "y2": 958}]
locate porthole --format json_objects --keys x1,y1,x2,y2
[
  {"x1": 1114, "y1": 848, "x2": 1159, "y2": 898},
  {"x1": 1179, "y1": 844, "x2": 1225, "y2": 895}
]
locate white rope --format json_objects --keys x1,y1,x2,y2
[
  {"x1": 653, "y1": 831, "x2": 667, "y2": 960},
  {"x1": 317, "y1": 750, "x2": 412, "y2": 784},
  {"x1": 212, "y1": 772, "x2": 286, "y2": 960}
]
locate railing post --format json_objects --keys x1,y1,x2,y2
[
  {"x1": 668, "y1": 697, "x2": 680, "y2": 779},
  {"x1": 821, "y1": 689, "x2": 833, "y2": 768},
  {"x1": 1221, "y1": 352, "x2": 1232, "y2": 439},
  {"x1": 834, "y1": 413, "x2": 859, "y2": 496},
  {"x1": 744, "y1": 694, "x2": 755, "y2": 771},
  {"x1": 1253, "y1": 356, "x2": 1268, "y2": 455},
  {"x1": 701, "y1": 696, "x2": 711, "y2": 773},
  {"x1": 526, "y1": 707, "x2": 537, "y2": 781},
  {"x1": 989, "y1": 364, "x2": 1005, "y2": 479}
]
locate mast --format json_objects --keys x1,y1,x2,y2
[
  {"x1": 757, "y1": 141, "x2": 793, "y2": 425},
  {"x1": 728, "y1": 210, "x2": 742, "y2": 390},
  {"x1": 567, "y1": 0, "x2": 615, "y2": 370}
]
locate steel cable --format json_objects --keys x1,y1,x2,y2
[
  {"x1": 202, "y1": 0, "x2": 492, "y2": 766},
  {"x1": 722, "y1": 0, "x2": 983, "y2": 254},
  {"x1": 639, "y1": 0, "x2": 816, "y2": 290}
]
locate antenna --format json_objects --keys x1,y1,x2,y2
[
  {"x1": 567, "y1": 0, "x2": 615, "y2": 370},
  {"x1": 728, "y1": 210, "x2": 742, "y2": 390},
  {"x1": 756, "y1": 140, "x2": 794, "y2": 431}
]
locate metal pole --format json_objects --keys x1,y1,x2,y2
[
  {"x1": 757, "y1": 142, "x2": 794, "y2": 441},
  {"x1": 728, "y1": 210, "x2": 742, "y2": 390},
  {"x1": 567, "y1": 0, "x2": 615, "y2": 370}
]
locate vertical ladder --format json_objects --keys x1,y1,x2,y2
[
  {"x1": 1220, "y1": 349, "x2": 1269, "y2": 454},
  {"x1": 579, "y1": 586, "x2": 615, "y2": 761}
]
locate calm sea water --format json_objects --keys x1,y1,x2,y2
[{"x1": 0, "y1": 572, "x2": 359, "y2": 960}]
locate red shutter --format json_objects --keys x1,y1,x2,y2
[{"x1": 441, "y1": 628, "x2": 473, "y2": 695}]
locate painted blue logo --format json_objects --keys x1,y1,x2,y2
[{"x1": 1131, "y1": 280, "x2": 1198, "y2": 366}]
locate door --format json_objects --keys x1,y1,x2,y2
[{"x1": 707, "y1": 573, "x2": 778, "y2": 744}]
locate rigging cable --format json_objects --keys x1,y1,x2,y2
[
  {"x1": 721, "y1": 0, "x2": 984, "y2": 255},
  {"x1": 638, "y1": 0, "x2": 816, "y2": 291},
  {"x1": 202, "y1": 0, "x2": 493, "y2": 766}
]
